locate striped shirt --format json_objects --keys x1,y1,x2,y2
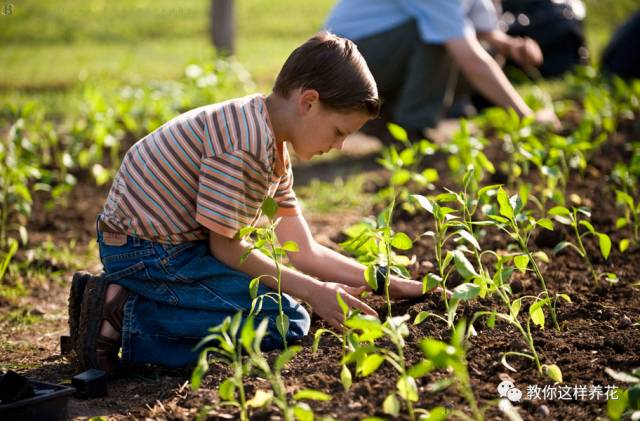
[{"x1": 101, "y1": 94, "x2": 299, "y2": 243}]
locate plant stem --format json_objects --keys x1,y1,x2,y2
[
  {"x1": 573, "y1": 220, "x2": 598, "y2": 285},
  {"x1": 269, "y1": 229, "x2": 287, "y2": 349}
]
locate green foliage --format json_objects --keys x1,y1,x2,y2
[{"x1": 605, "y1": 367, "x2": 640, "y2": 421}]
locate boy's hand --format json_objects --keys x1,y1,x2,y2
[
  {"x1": 308, "y1": 282, "x2": 378, "y2": 329},
  {"x1": 388, "y1": 277, "x2": 452, "y2": 299}
]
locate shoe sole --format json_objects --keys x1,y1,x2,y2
[
  {"x1": 68, "y1": 271, "x2": 93, "y2": 354},
  {"x1": 77, "y1": 276, "x2": 113, "y2": 375}
]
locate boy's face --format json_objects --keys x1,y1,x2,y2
[{"x1": 289, "y1": 89, "x2": 370, "y2": 161}]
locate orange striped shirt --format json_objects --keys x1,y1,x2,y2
[{"x1": 101, "y1": 94, "x2": 299, "y2": 243}]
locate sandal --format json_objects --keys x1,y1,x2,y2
[
  {"x1": 68, "y1": 271, "x2": 95, "y2": 354},
  {"x1": 76, "y1": 277, "x2": 130, "y2": 377}
]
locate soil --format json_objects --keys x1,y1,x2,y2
[{"x1": 1, "y1": 128, "x2": 639, "y2": 420}]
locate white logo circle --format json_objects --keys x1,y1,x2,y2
[{"x1": 497, "y1": 380, "x2": 522, "y2": 402}]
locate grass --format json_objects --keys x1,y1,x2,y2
[{"x1": 297, "y1": 175, "x2": 377, "y2": 215}]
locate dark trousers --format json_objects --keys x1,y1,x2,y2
[{"x1": 354, "y1": 20, "x2": 459, "y2": 131}]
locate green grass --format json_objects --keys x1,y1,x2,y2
[{"x1": 297, "y1": 175, "x2": 377, "y2": 215}]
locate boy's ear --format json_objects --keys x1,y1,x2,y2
[{"x1": 298, "y1": 88, "x2": 320, "y2": 114}]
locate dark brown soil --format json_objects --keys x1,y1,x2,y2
[{"x1": 1, "y1": 130, "x2": 639, "y2": 420}]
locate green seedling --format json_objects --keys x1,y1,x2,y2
[
  {"x1": 606, "y1": 367, "x2": 640, "y2": 421},
  {"x1": 343, "y1": 314, "x2": 424, "y2": 421},
  {"x1": 192, "y1": 312, "x2": 252, "y2": 421},
  {"x1": 194, "y1": 314, "x2": 331, "y2": 421},
  {"x1": 419, "y1": 321, "x2": 484, "y2": 421},
  {"x1": 412, "y1": 191, "x2": 483, "y2": 328},
  {"x1": 548, "y1": 206, "x2": 612, "y2": 284},
  {"x1": 444, "y1": 120, "x2": 495, "y2": 196},
  {"x1": 614, "y1": 190, "x2": 640, "y2": 252},
  {"x1": 312, "y1": 292, "x2": 359, "y2": 391},
  {"x1": 378, "y1": 123, "x2": 439, "y2": 212},
  {"x1": 485, "y1": 187, "x2": 561, "y2": 330},
  {"x1": 238, "y1": 197, "x2": 300, "y2": 349},
  {"x1": 340, "y1": 197, "x2": 413, "y2": 318},
  {"x1": 466, "y1": 256, "x2": 567, "y2": 382}
]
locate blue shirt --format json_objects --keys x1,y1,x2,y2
[{"x1": 325, "y1": 0, "x2": 498, "y2": 44}]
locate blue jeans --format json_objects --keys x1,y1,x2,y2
[{"x1": 96, "y1": 221, "x2": 311, "y2": 368}]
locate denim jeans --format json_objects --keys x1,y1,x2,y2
[{"x1": 96, "y1": 219, "x2": 311, "y2": 368}]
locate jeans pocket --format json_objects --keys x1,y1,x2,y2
[{"x1": 158, "y1": 241, "x2": 207, "y2": 282}]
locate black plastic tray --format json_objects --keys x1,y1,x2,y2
[{"x1": 0, "y1": 374, "x2": 74, "y2": 421}]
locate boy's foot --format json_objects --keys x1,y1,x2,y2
[{"x1": 76, "y1": 277, "x2": 130, "y2": 376}]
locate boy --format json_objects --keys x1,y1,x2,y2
[{"x1": 73, "y1": 32, "x2": 427, "y2": 375}]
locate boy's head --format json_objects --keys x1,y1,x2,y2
[{"x1": 272, "y1": 32, "x2": 381, "y2": 160}]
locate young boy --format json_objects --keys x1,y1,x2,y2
[{"x1": 73, "y1": 32, "x2": 426, "y2": 374}]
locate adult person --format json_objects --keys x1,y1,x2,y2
[{"x1": 325, "y1": 0, "x2": 559, "y2": 137}]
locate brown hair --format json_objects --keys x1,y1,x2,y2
[{"x1": 273, "y1": 32, "x2": 380, "y2": 117}]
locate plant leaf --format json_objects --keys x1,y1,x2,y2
[
  {"x1": 281, "y1": 240, "x2": 299, "y2": 252},
  {"x1": 396, "y1": 375, "x2": 419, "y2": 402},
  {"x1": 340, "y1": 364, "x2": 352, "y2": 391},
  {"x1": 453, "y1": 250, "x2": 478, "y2": 279},
  {"x1": 452, "y1": 283, "x2": 481, "y2": 301},
  {"x1": 457, "y1": 229, "x2": 481, "y2": 250},
  {"x1": 218, "y1": 378, "x2": 236, "y2": 401},
  {"x1": 543, "y1": 364, "x2": 563, "y2": 383},
  {"x1": 514, "y1": 255, "x2": 529, "y2": 273},
  {"x1": 293, "y1": 389, "x2": 332, "y2": 401},
  {"x1": 261, "y1": 197, "x2": 278, "y2": 220},
  {"x1": 391, "y1": 232, "x2": 413, "y2": 250},
  {"x1": 536, "y1": 218, "x2": 554, "y2": 231},
  {"x1": 383, "y1": 393, "x2": 400, "y2": 417},
  {"x1": 598, "y1": 233, "x2": 612, "y2": 259},
  {"x1": 359, "y1": 353, "x2": 385, "y2": 376},
  {"x1": 247, "y1": 389, "x2": 273, "y2": 408},
  {"x1": 497, "y1": 188, "x2": 514, "y2": 219}
]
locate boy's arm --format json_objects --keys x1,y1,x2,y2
[
  {"x1": 274, "y1": 213, "x2": 426, "y2": 299},
  {"x1": 208, "y1": 230, "x2": 377, "y2": 328}
]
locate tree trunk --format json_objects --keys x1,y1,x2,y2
[{"x1": 210, "y1": 0, "x2": 235, "y2": 56}]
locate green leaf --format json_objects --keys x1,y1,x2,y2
[
  {"x1": 282, "y1": 241, "x2": 299, "y2": 252},
  {"x1": 453, "y1": 250, "x2": 478, "y2": 279},
  {"x1": 261, "y1": 197, "x2": 278, "y2": 220},
  {"x1": 598, "y1": 233, "x2": 612, "y2": 259},
  {"x1": 293, "y1": 402, "x2": 314, "y2": 421},
  {"x1": 274, "y1": 344, "x2": 300, "y2": 372},
  {"x1": 422, "y1": 273, "x2": 442, "y2": 294},
  {"x1": 529, "y1": 300, "x2": 547, "y2": 328},
  {"x1": 457, "y1": 229, "x2": 481, "y2": 250},
  {"x1": 421, "y1": 406, "x2": 448, "y2": 421},
  {"x1": 391, "y1": 232, "x2": 413, "y2": 250},
  {"x1": 247, "y1": 389, "x2": 273, "y2": 408},
  {"x1": 240, "y1": 316, "x2": 256, "y2": 350},
  {"x1": 607, "y1": 390, "x2": 628, "y2": 421},
  {"x1": 336, "y1": 291, "x2": 349, "y2": 316},
  {"x1": 451, "y1": 283, "x2": 481, "y2": 301},
  {"x1": 219, "y1": 378, "x2": 236, "y2": 401},
  {"x1": 553, "y1": 241, "x2": 573, "y2": 255},
  {"x1": 293, "y1": 389, "x2": 332, "y2": 401},
  {"x1": 359, "y1": 353, "x2": 385, "y2": 376},
  {"x1": 548, "y1": 206, "x2": 571, "y2": 216},
  {"x1": 511, "y1": 298, "x2": 522, "y2": 319},
  {"x1": 249, "y1": 277, "x2": 260, "y2": 299},
  {"x1": 407, "y1": 360, "x2": 434, "y2": 378},
  {"x1": 340, "y1": 364, "x2": 352, "y2": 391},
  {"x1": 497, "y1": 188, "x2": 514, "y2": 219},
  {"x1": 387, "y1": 122, "x2": 409, "y2": 143},
  {"x1": 414, "y1": 311, "x2": 432, "y2": 325},
  {"x1": 383, "y1": 393, "x2": 400, "y2": 417},
  {"x1": 396, "y1": 375, "x2": 419, "y2": 402},
  {"x1": 536, "y1": 218, "x2": 554, "y2": 231},
  {"x1": 579, "y1": 220, "x2": 596, "y2": 234},
  {"x1": 364, "y1": 263, "x2": 377, "y2": 291},
  {"x1": 620, "y1": 238, "x2": 630, "y2": 253},
  {"x1": 391, "y1": 169, "x2": 412, "y2": 185},
  {"x1": 543, "y1": 364, "x2": 563, "y2": 383},
  {"x1": 556, "y1": 293, "x2": 572, "y2": 303},
  {"x1": 276, "y1": 313, "x2": 290, "y2": 342},
  {"x1": 616, "y1": 217, "x2": 629, "y2": 229},
  {"x1": 412, "y1": 194, "x2": 434, "y2": 214},
  {"x1": 514, "y1": 255, "x2": 529, "y2": 273}
]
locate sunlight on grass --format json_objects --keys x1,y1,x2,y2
[{"x1": 297, "y1": 175, "x2": 378, "y2": 215}]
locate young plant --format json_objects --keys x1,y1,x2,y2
[
  {"x1": 237, "y1": 197, "x2": 300, "y2": 348},
  {"x1": 419, "y1": 321, "x2": 484, "y2": 421},
  {"x1": 312, "y1": 292, "x2": 358, "y2": 391},
  {"x1": 485, "y1": 187, "x2": 561, "y2": 330},
  {"x1": 466, "y1": 256, "x2": 566, "y2": 382},
  {"x1": 339, "y1": 197, "x2": 413, "y2": 318},
  {"x1": 411, "y1": 191, "x2": 483, "y2": 327},
  {"x1": 343, "y1": 313, "x2": 424, "y2": 421},
  {"x1": 548, "y1": 206, "x2": 612, "y2": 284},
  {"x1": 614, "y1": 190, "x2": 640, "y2": 252},
  {"x1": 606, "y1": 367, "x2": 640, "y2": 421},
  {"x1": 191, "y1": 312, "x2": 252, "y2": 421},
  {"x1": 193, "y1": 314, "x2": 331, "y2": 421}
]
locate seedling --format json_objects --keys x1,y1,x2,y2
[
  {"x1": 548, "y1": 206, "x2": 612, "y2": 284},
  {"x1": 237, "y1": 197, "x2": 299, "y2": 348},
  {"x1": 343, "y1": 314, "x2": 423, "y2": 420},
  {"x1": 193, "y1": 313, "x2": 330, "y2": 421},
  {"x1": 419, "y1": 321, "x2": 483, "y2": 421},
  {"x1": 485, "y1": 187, "x2": 561, "y2": 330},
  {"x1": 466, "y1": 256, "x2": 567, "y2": 382},
  {"x1": 614, "y1": 190, "x2": 640, "y2": 252},
  {"x1": 340, "y1": 197, "x2": 413, "y2": 318},
  {"x1": 312, "y1": 292, "x2": 359, "y2": 391},
  {"x1": 605, "y1": 367, "x2": 640, "y2": 421}
]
